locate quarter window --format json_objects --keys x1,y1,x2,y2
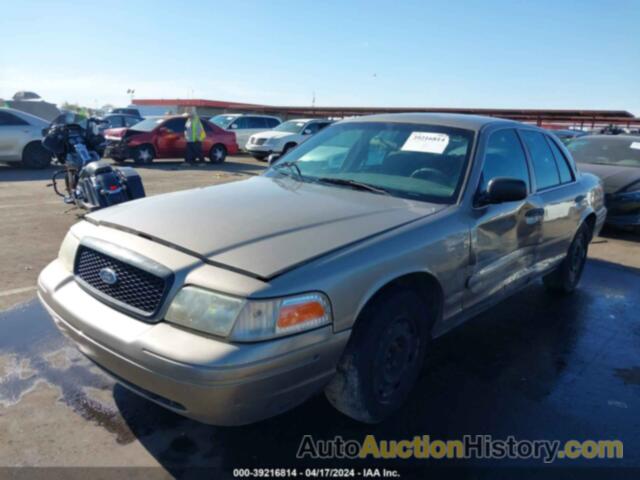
[
  {"x1": 520, "y1": 130, "x2": 560, "y2": 190},
  {"x1": 545, "y1": 136, "x2": 574, "y2": 184},
  {"x1": 479, "y1": 129, "x2": 530, "y2": 193}
]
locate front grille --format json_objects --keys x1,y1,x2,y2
[
  {"x1": 75, "y1": 246, "x2": 169, "y2": 316},
  {"x1": 255, "y1": 138, "x2": 267, "y2": 145}
]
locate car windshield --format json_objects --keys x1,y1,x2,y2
[
  {"x1": 273, "y1": 120, "x2": 306, "y2": 133},
  {"x1": 567, "y1": 137, "x2": 640, "y2": 167},
  {"x1": 210, "y1": 115, "x2": 238, "y2": 128},
  {"x1": 128, "y1": 117, "x2": 164, "y2": 132},
  {"x1": 265, "y1": 122, "x2": 475, "y2": 204}
]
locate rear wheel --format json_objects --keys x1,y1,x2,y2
[
  {"x1": 324, "y1": 289, "x2": 429, "y2": 423},
  {"x1": 209, "y1": 144, "x2": 227, "y2": 163},
  {"x1": 22, "y1": 142, "x2": 52, "y2": 169},
  {"x1": 543, "y1": 223, "x2": 591, "y2": 294},
  {"x1": 132, "y1": 145, "x2": 155, "y2": 164}
]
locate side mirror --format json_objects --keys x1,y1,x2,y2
[
  {"x1": 303, "y1": 129, "x2": 312, "y2": 135},
  {"x1": 230, "y1": 123, "x2": 238, "y2": 129},
  {"x1": 485, "y1": 178, "x2": 527, "y2": 204},
  {"x1": 157, "y1": 127, "x2": 169, "y2": 134}
]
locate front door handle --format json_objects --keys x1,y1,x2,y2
[{"x1": 525, "y1": 207, "x2": 545, "y2": 224}]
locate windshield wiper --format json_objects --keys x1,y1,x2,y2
[
  {"x1": 272, "y1": 161, "x2": 303, "y2": 179},
  {"x1": 316, "y1": 177, "x2": 390, "y2": 195}
]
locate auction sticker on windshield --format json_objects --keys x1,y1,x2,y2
[{"x1": 402, "y1": 132, "x2": 450, "y2": 154}]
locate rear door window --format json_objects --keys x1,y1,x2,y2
[
  {"x1": 266, "y1": 118, "x2": 280, "y2": 128},
  {"x1": 519, "y1": 130, "x2": 561, "y2": 190},
  {"x1": 251, "y1": 117, "x2": 269, "y2": 129}
]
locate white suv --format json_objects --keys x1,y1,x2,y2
[
  {"x1": 210, "y1": 114, "x2": 281, "y2": 151},
  {"x1": 246, "y1": 118, "x2": 333, "y2": 160}
]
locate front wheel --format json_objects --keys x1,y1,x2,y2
[
  {"x1": 209, "y1": 144, "x2": 227, "y2": 163},
  {"x1": 324, "y1": 289, "x2": 429, "y2": 423},
  {"x1": 132, "y1": 145, "x2": 155, "y2": 165},
  {"x1": 281, "y1": 143, "x2": 297, "y2": 156},
  {"x1": 543, "y1": 223, "x2": 591, "y2": 294}
]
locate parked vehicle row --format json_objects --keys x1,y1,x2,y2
[
  {"x1": 39, "y1": 113, "x2": 606, "y2": 426},
  {"x1": 103, "y1": 116, "x2": 239, "y2": 164},
  {"x1": 210, "y1": 114, "x2": 282, "y2": 150}
]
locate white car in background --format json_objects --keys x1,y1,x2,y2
[
  {"x1": 210, "y1": 114, "x2": 281, "y2": 151},
  {"x1": 0, "y1": 108, "x2": 52, "y2": 168},
  {"x1": 246, "y1": 118, "x2": 333, "y2": 160}
]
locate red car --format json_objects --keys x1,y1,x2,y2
[{"x1": 104, "y1": 115, "x2": 239, "y2": 164}]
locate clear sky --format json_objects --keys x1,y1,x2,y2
[{"x1": 1, "y1": 0, "x2": 638, "y2": 114}]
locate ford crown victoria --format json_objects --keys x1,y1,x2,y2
[{"x1": 38, "y1": 114, "x2": 606, "y2": 425}]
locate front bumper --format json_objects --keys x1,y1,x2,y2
[
  {"x1": 245, "y1": 143, "x2": 282, "y2": 156},
  {"x1": 104, "y1": 141, "x2": 130, "y2": 160},
  {"x1": 38, "y1": 259, "x2": 349, "y2": 425}
]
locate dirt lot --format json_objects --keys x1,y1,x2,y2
[{"x1": 1, "y1": 158, "x2": 639, "y2": 477}]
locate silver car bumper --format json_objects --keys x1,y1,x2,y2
[{"x1": 38, "y1": 259, "x2": 349, "y2": 425}]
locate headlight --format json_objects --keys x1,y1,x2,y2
[
  {"x1": 165, "y1": 287, "x2": 331, "y2": 341},
  {"x1": 58, "y1": 231, "x2": 80, "y2": 272},
  {"x1": 165, "y1": 287, "x2": 244, "y2": 337}
]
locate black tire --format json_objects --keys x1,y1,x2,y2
[
  {"x1": 324, "y1": 289, "x2": 429, "y2": 423},
  {"x1": 111, "y1": 156, "x2": 126, "y2": 164},
  {"x1": 132, "y1": 145, "x2": 155, "y2": 165},
  {"x1": 251, "y1": 153, "x2": 268, "y2": 161},
  {"x1": 543, "y1": 223, "x2": 591, "y2": 294},
  {"x1": 282, "y1": 143, "x2": 297, "y2": 155},
  {"x1": 22, "y1": 142, "x2": 52, "y2": 169},
  {"x1": 209, "y1": 144, "x2": 227, "y2": 163}
]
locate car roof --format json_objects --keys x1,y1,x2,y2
[{"x1": 339, "y1": 113, "x2": 519, "y2": 131}]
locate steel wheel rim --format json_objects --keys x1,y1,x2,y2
[{"x1": 372, "y1": 316, "x2": 419, "y2": 403}]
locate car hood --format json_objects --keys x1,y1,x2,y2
[
  {"x1": 252, "y1": 131, "x2": 297, "y2": 141},
  {"x1": 578, "y1": 163, "x2": 640, "y2": 194},
  {"x1": 86, "y1": 176, "x2": 445, "y2": 279}
]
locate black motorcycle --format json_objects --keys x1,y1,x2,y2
[{"x1": 42, "y1": 113, "x2": 145, "y2": 211}]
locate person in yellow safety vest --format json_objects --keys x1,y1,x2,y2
[{"x1": 184, "y1": 109, "x2": 206, "y2": 164}]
